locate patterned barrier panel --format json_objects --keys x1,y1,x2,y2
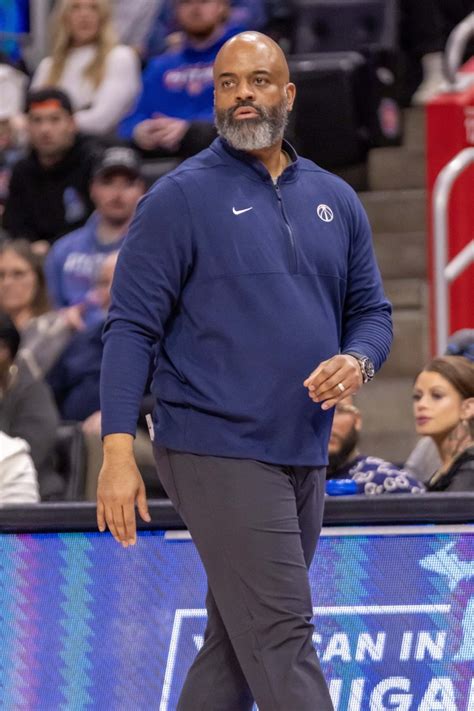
[{"x1": 0, "y1": 526, "x2": 473, "y2": 710}]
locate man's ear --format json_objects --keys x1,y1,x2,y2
[{"x1": 285, "y1": 83, "x2": 296, "y2": 111}]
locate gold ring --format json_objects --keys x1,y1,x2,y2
[{"x1": 337, "y1": 382, "x2": 345, "y2": 393}]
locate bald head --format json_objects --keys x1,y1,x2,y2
[
  {"x1": 213, "y1": 32, "x2": 295, "y2": 152},
  {"x1": 214, "y1": 32, "x2": 290, "y2": 84}
]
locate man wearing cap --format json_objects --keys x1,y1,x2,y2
[
  {"x1": 3, "y1": 88, "x2": 98, "y2": 250},
  {"x1": 45, "y1": 146, "x2": 145, "y2": 327}
]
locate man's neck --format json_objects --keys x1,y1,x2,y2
[
  {"x1": 96, "y1": 218, "x2": 129, "y2": 245},
  {"x1": 186, "y1": 24, "x2": 224, "y2": 51},
  {"x1": 38, "y1": 151, "x2": 66, "y2": 168},
  {"x1": 248, "y1": 141, "x2": 288, "y2": 182}
]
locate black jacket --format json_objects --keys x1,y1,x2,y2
[
  {"x1": 0, "y1": 361, "x2": 63, "y2": 499},
  {"x1": 3, "y1": 135, "x2": 97, "y2": 244},
  {"x1": 427, "y1": 446, "x2": 474, "y2": 492}
]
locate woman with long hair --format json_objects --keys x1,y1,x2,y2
[
  {"x1": 0, "y1": 239, "x2": 82, "y2": 377},
  {"x1": 413, "y1": 355, "x2": 474, "y2": 491},
  {"x1": 31, "y1": 0, "x2": 141, "y2": 136}
]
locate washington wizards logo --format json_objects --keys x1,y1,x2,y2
[{"x1": 317, "y1": 204, "x2": 334, "y2": 222}]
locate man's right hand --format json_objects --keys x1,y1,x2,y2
[
  {"x1": 97, "y1": 434, "x2": 151, "y2": 547},
  {"x1": 132, "y1": 118, "x2": 163, "y2": 151}
]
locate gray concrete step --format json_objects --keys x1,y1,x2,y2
[
  {"x1": 356, "y1": 370, "x2": 425, "y2": 462},
  {"x1": 380, "y1": 306, "x2": 430, "y2": 377},
  {"x1": 355, "y1": 376, "x2": 417, "y2": 448},
  {"x1": 403, "y1": 107, "x2": 426, "y2": 150},
  {"x1": 373, "y1": 231, "x2": 426, "y2": 279},
  {"x1": 384, "y1": 278, "x2": 425, "y2": 309},
  {"x1": 360, "y1": 189, "x2": 426, "y2": 233},
  {"x1": 369, "y1": 146, "x2": 426, "y2": 191}
]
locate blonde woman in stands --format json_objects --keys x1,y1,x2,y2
[
  {"x1": 31, "y1": 0, "x2": 141, "y2": 137},
  {"x1": 413, "y1": 356, "x2": 474, "y2": 492}
]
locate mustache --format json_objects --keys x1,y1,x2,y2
[{"x1": 227, "y1": 101, "x2": 266, "y2": 120}]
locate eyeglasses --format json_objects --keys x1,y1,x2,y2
[{"x1": 0, "y1": 269, "x2": 34, "y2": 281}]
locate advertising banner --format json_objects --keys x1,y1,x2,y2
[{"x1": 0, "y1": 526, "x2": 473, "y2": 710}]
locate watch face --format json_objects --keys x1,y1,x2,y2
[{"x1": 365, "y1": 358, "x2": 375, "y2": 379}]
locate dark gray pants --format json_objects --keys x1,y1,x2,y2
[{"x1": 155, "y1": 448, "x2": 334, "y2": 711}]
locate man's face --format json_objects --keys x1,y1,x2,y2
[
  {"x1": 27, "y1": 105, "x2": 76, "y2": 159},
  {"x1": 176, "y1": 0, "x2": 227, "y2": 39},
  {"x1": 328, "y1": 401, "x2": 361, "y2": 459},
  {"x1": 214, "y1": 39, "x2": 295, "y2": 151},
  {"x1": 90, "y1": 173, "x2": 145, "y2": 226}
]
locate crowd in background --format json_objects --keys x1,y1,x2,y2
[{"x1": 0, "y1": 0, "x2": 473, "y2": 503}]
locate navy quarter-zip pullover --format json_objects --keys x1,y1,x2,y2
[{"x1": 101, "y1": 138, "x2": 392, "y2": 466}]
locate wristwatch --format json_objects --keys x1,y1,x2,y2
[{"x1": 344, "y1": 352, "x2": 375, "y2": 384}]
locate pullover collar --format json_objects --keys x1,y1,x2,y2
[{"x1": 211, "y1": 136, "x2": 300, "y2": 184}]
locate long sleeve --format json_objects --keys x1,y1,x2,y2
[
  {"x1": 100, "y1": 177, "x2": 194, "y2": 437},
  {"x1": 118, "y1": 60, "x2": 164, "y2": 140},
  {"x1": 73, "y1": 46, "x2": 142, "y2": 136},
  {"x1": 2, "y1": 164, "x2": 30, "y2": 238},
  {"x1": 44, "y1": 244, "x2": 66, "y2": 308},
  {"x1": 340, "y1": 193, "x2": 393, "y2": 371}
]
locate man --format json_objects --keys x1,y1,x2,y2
[
  {"x1": 98, "y1": 32, "x2": 393, "y2": 711},
  {"x1": 327, "y1": 397, "x2": 423, "y2": 495},
  {"x1": 45, "y1": 146, "x2": 146, "y2": 327},
  {"x1": 3, "y1": 88, "x2": 97, "y2": 250},
  {"x1": 119, "y1": 0, "x2": 238, "y2": 158}
]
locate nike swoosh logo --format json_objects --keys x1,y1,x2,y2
[{"x1": 232, "y1": 206, "x2": 253, "y2": 215}]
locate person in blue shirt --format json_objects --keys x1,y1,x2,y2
[
  {"x1": 119, "y1": 0, "x2": 239, "y2": 158},
  {"x1": 98, "y1": 32, "x2": 392, "y2": 711},
  {"x1": 144, "y1": 0, "x2": 268, "y2": 57},
  {"x1": 45, "y1": 147, "x2": 146, "y2": 327}
]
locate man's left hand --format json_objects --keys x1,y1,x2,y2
[{"x1": 303, "y1": 354, "x2": 363, "y2": 410}]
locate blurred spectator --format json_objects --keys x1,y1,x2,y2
[
  {"x1": 0, "y1": 58, "x2": 28, "y2": 208},
  {"x1": 413, "y1": 356, "x2": 474, "y2": 492},
  {"x1": 119, "y1": 0, "x2": 237, "y2": 158},
  {"x1": 327, "y1": 397, "x2": 424, "y2": 495},
  {"x1": 112, "y1": 0, "x2": 164, "y2": 57},
  {"x1": 31, "y1": 0, "x2": 141, "y2": 137},
  {"x1": 0, "y1": 239, "x2": 81, "y2": 378},
  {"x1": 0, "y1": 432, "x2": 40, "y2": 504},
  {"x1": 3, "y1": 88, "x2": 97, "y2": 250},
  {"x1": 45, "y1": 146, "x2": 145, "y2": 325},
  {"x1": 144, "y1": 0, "x2": 267, "y2": 57},
  {"x1": 47, "y1": 252, "x2": 158, "y2": 499},
  {"x1": 406, "y1": 329, "x2": 474, "y2": 481},
  {"x1": 0, "y1": 312, "x2": 63, "y2": 500}
]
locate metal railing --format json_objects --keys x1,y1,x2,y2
[
  {"x1": 445, "y1": 11, "x2": 474, "y2": 88},
  {"x1": 433, "y1": 147, "x2": 474, "y2": 354}
]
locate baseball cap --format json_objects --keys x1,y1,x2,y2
[
  {"x1": 446, "y1": 329, "x2": 474, "y2": 362},
  {"x1": 93, "y1": 146, "x2": 143, "y2": 180}
]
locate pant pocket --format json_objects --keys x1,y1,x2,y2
[{"x1": 154, "y1": 446, "x2": 181, "y2": 511}]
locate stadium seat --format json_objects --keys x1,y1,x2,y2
[
  {"x1": 287, "y1": 52, "x2": 372, "y2": 167},
  {"x1": 291, "y1": 0, "x2": 398, "y2": 54},
  {"x1": 53, "y1": 422, "x2": 87, "y2": 501}
]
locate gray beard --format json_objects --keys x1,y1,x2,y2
[{"x1": 215, "y1": 99, "x2": 289, "y2": 151}]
